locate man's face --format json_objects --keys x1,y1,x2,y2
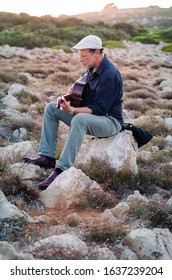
[{"x1": 79, "y1": 49, "x2": 96, "y2": 69}]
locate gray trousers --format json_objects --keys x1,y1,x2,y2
[{"x1": 39, "y1": 102, "x2": 121, "y2": 170}]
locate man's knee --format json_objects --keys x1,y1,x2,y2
[
  {"x1": 71, "y1": 113, "x2": 88, "y2": 127},
  {"x1": 44, "y1": 102, "x2": 55, "y2": 114}
]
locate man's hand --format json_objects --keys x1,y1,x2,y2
[
  {"x1": 54, "y1": 96, "x2": 62, "y2": 108},
  {"x1": 54, "y1": 96, "x2": 74, "y2": 114},
  {"x1": 60, "y1": 97, "x2": 74, "y2": 114},
  {"x1": 54, "y1": 84, "x2": 74, "y2": 109}
]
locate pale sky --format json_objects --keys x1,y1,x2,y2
[{"x1": 0, "y1": 0, "x2": 171, "y2": 17}]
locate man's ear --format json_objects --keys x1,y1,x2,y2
[{"x1": 95, "y1": 49, "x2": 101, "y2": 55}]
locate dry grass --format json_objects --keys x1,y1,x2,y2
[
  {"x1": 0, "y1": 70, "x2": 28, "y2": 85},
  {"x1": 161, "y1": 92, "x2": 172, "y2": 100},
  {"x1": 126, "y1": 89, "x2": 158, "y2": 100},
  {"x1": 86, "y1": 218, "x2": 126, "y2": 243},
  {"x1": 124, "y1": 98, "x2": 149, "y2": 113}
]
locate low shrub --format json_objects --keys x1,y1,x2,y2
[
  {"x1": 103, "y1": 40, "x2": 126, "y2": 49},
  {"x1": 161, "y1": 44, "x2": 172, "y2": 53},
  {"x1": 52, "y1": 73, "x2": 76, "y2": 85},
  {"x1": 124, "y1": 98, "x2": 148, "y2": 113},
  {"x1": 162, "y1": 92, "x2": 172, "y2": 100},
  {"x1": 126, "y1": 89, "x2": 157, "y2": 100},
  {"x1": 145, "y1": 199, "x2": 171, "y2": 229},
  {"x1": 87, "y1": 220, "x2": 126, "y2": 243},
  {"x1": 16, "y1": 91, "x2": 40, "y2": 105},
  {"x1": 0, "y1": 71, "x2": 28, "y2": 85},
  {"x1": 0, "y1": 218, "x2": 27, "y2": 242},
  {"x1": 132, "y1": 35, "x2": 159, "y2": 44}
]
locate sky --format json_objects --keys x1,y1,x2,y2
[{"x1": 0, "y1": 0, "x2": 171, "y2": 17}]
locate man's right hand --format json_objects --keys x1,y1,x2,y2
[{"x1": 54, "y1": 96, "x2": 63, "y2": 108}]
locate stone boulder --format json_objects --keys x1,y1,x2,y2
[
  {"x1": 120, "y1": 247, "x2": 139, "y2": 260},
  {"x1": 40, "y1": 167, "x2": 107, "y2": 209},
  {"x1": 166, "y1": 197, "x2": 172, "y2": 214},
  {"x1": 0, "y1": 190, "x2": 24, "y2": 220},
  {"x1": 0, "y1": 141, "x2": 38, "y2": 162},
  {"x1": 90, "y1": 246, "x2": 117, "y2": 260},
  {"x1": 8, "y1": 83, "x2": 29, "y2": 96},
  {"x1": 29, "y1": 234, "x2": 88, "y2": 260},
  {"x1": 106, "y1": 190, "x2": 148, "y2": 219},
  {"x1": 1, "y1": 95, "x2": 20, "y2": 107},
  {"x1": 0, "y1": 241, "x2": 34, "y2": 260},
  {"x1": 0, "y1": 108, "x2": 34, "y2": 140},
  {"x1": 0, "y1": 44, "x2": 33, "y2": 59},
  {"x1": 124, "y1": 228, "x2": 172, "y2": 260},
  {"x1": 1, "y1": 107, "x2": 33, "y2": 123},
  {"x1": 75, "y1": 131, "x2": 138, "y2": 173},
  {"x1": 9, "y1": 162, "x2": 44, "y2": 181},
  {"x1": 165, "y1": 118, "x2": 172, "y2": 129}
]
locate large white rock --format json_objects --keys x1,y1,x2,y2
[
  {"x1": 165, "y1": 118, "x2": 172, "y2": 129},
  {"x1": 1, "y1": 95, "x2": 20, "y2": 107},
  {"x1": 29, "y1": 234, "x2": 88, "y2": 260},
  {"x1": 110, "y1": 190, "x2": 148, "y2": 218},
  {"x1": 124, "y1": 228, "x2": 172, "y2": 260},
  {"x1": 9, "y1": 162, "x2": 43, "y2": 180},
  {"x1": 0, "y1": 241, "x2": 34, "y2": 260},
  {"x1": 0, "y1": 190, "x2": 24, "y2": 220},
  {"x1": 8, "y1": 83, "x2": 28, "y2": 96},
  {"x1": 0, "y1": 141, "x2": 38, "y2": 161},
  {"x1": 40, "y1": 167, "x2": 106, "y2": 209},
  {"x1": 75, "y1": 131, "x2": 138, "y2": 173}
]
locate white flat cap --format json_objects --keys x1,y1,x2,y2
[{"x1": 73, "y1": 35, "x2": 103, "y2": 50}]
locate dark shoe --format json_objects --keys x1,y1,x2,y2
[
  {"x1": 23, "y1": 155, "x2": 55, "y2": 169},
  {"x1": 38, "y1": 168, "x2": 63, "y2": 190}
]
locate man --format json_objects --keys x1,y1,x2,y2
[{"x1": 23, "y1": 35, "x2": 123, "y2": 190}]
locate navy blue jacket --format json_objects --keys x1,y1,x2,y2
[{"x1": 81, "y1": 55, "x2": 123, "y2": 125}]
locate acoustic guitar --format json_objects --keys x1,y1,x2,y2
[{"x1": 57, "y1": 73, "x2": 87, "y2": 108}]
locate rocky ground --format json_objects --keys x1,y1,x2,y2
[{"x1": 0, "y1": 42, "x2": 172, "y2": 260}]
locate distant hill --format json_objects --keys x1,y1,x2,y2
[
  {"x1": 0, "y1": 5, "x2": 172, "y2": 50},
  {"x1": 69, "y1": 4, "x2": 172, "y2": 28}
]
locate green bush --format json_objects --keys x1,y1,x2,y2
[
  {"x1": 114, "y1": 22, "x2": 146, "y2": 37},
  {"x1": 160, "y1": 29, "x2": 172, "y2": 42},
  {"x1": 0, "y1": 31, "x2": 44, "y2": 48},
  {"x1": 132, "y1": 35, "x2": 159, "y2": 44},
  {"x1": 161, "y1": 44, "x2": 172, "y2": 53},
  {"x1": 103, "y1": 40, "x2": 126, "y2": 49}
]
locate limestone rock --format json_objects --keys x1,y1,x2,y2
[
  {"x1": 110, "y1": 190, "x2": 148, "y2": 218},
  {"x1": 90, "y1": 246, "x2": 117, "y2": 260},
  {"x1": 0, "y1": 241, "x2": 34, "y2": 260},
  {"x1": 0, "y1": 44, "x2": 33, "y2": 59},
  {"x1": 0, "y1": 190, "x2": 24, "y2": 220},
  {"x1": 13, "y1": 127, "x2": 28, "y2": 141},
  {"x1": 166, "y1": 197, "x2": 172, "y2": 214},
  {"x1": 75, "y1": 131, "x2": 138, "y2": 173},
  {"x1": 124, "y1": 228, "x2": 172, "y2": 260},
  {"x1": 8, "y1": 83, "x2": 29, "y2": 96},
  {"x1": 0, "y1": 140, "x2": 38, "y2": 161},
  {"x1": 29, "y1": 234, "x2": 88, "y2": 260},
  {"x1": 10, "y1": 162, "x2": 43, "y2": 180},
  {"x1": 120, "y1": 246, "x2": 139, "y2": 260},
  {"x1": 166, "y1": 135, "x2": 172, "y2": 146},
  {"x1": 40, "y1": 167, "x2": 106, "y2": 209},
  {"x1": 165, "y1": 118, "x2": 172, "y2": 129},
  {"x1": 0, "y1": 108, "x2": 34, "y2": 140},
  {"x1": 1, "y1": 95, "x2": 20, "y2": 107}
]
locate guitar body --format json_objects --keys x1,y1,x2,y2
[{"x1": 58, "y1": 75, "x2": 87, "y2": 108}]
